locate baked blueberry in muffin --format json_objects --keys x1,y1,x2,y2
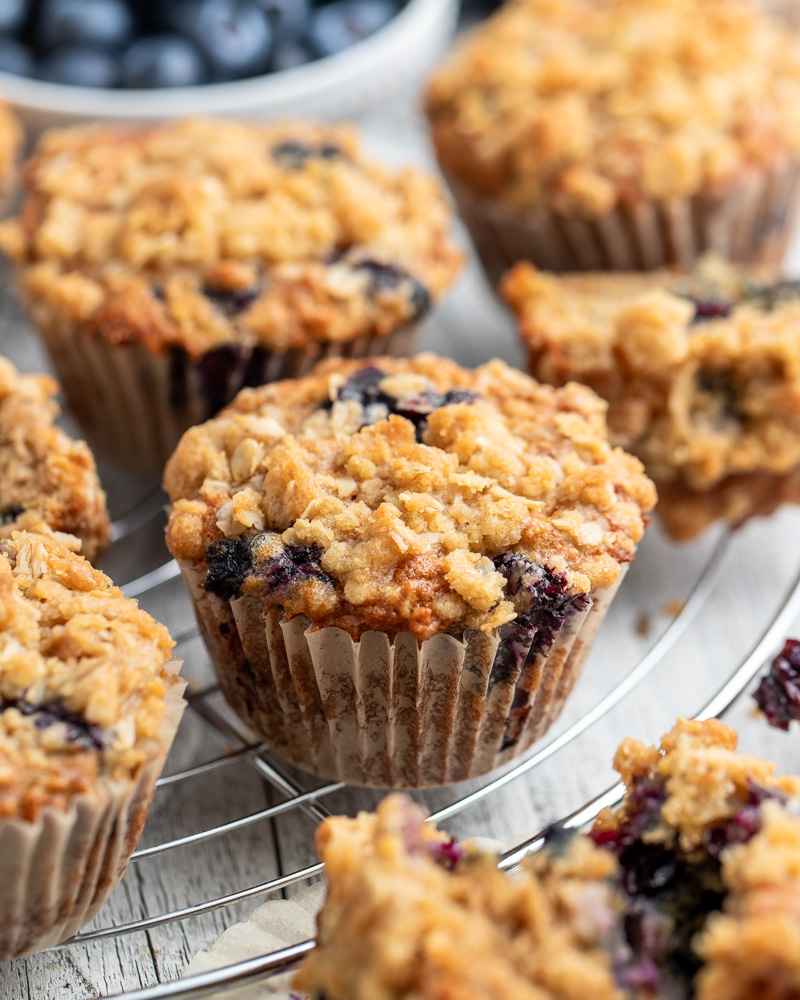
[
  {"x1": 0, "y1": 118, "x2": 463, "y2": 472},
  {"x1": 165, "y1": 353, "x2": 655, "y2": 787},
  {"x1": 0, "y1": 527, "x2": 184, "y2": 958},
  {"x1": 0, "y1": 356, "x2": 110, "y2": 562},
  {"x1": 295, "y1": 718, "x2": 800, "y2": 999},
  {"x1": 504, "y1": 258, "x2": 800, "y2": 538}
]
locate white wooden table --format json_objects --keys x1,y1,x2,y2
[{"x1": 3, "y1": 98, "x2": 800, "y2": 1000}]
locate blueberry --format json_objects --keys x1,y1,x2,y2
[
  {"x1": 121, "y1": 34, "x2": 208, "y2": 87},
  {"x1": 37, "y1": 46, "x2": 119, "y2": 87},
  {"x1": 0, "y1": 37, "x2": 34, "y2": 76},
  {"x1": 37, "y1": 0, "x2": 135, "y2": 50},
  {"x1": 753, "y1": 638, "x2": 800, "y2": 730},
  {"x1": 0, "y1": 503, "x2": 24, "y2": 523},
  {"x1": 173, "y1": 0, "x2": 273, "y2": 81},
  {"x1": 0, "y1": 0, "x2": 26, "y2": 34},
  {"x1": 257, "y1": 0, "x2": 310, "y2": 45},
  {"x1": 269, "y1": 40, "x2": 314, "y2": 72},
  {"x1": 308, "y1": 0, "x2": 400, "y2": 58}
]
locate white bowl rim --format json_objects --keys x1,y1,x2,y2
[{"x1": 0, "y1": 0, "x2": 451, "y2": 119}]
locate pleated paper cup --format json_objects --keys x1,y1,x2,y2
[
  {"x1": 445, "y1": 158, "x2": 800, "y2": 284},
  {"x1": 29, "y1": 313, "x2": 421, "y2": 477},
  {"x1": 179, "y1": 562, "x2": 626, "y2": 789},
  {"x1": 0, "y1": 661, "x2": 185, "y2": 960}
]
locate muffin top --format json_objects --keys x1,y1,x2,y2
[
  {"x1": 504, "y1": 259, "x2": 800, "y2": 489},
  {"x1": 0, "y1": 529, "x2": 178, "y2": 820},
  {"x1": 0, "y1": 356, "x2": 110, "y2": 562},
  {"x1": 426, "y1": 0, "x2": 800, "y2": 214},
  {"x1": 165, "y1": 354, "x2": 655, "y2": 641},
  {"x1": 0, "y1": 118, "x2": 463, "y2": 356}
]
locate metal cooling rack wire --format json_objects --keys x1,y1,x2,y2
[{"x1": 97, "y1": 540, "x2": 800, "y2": 1000}]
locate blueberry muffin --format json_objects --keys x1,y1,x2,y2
[
  {"x1": 0, "y1": 118, "x2": 463, "y2": 474},
  {"x1": 426, "y1": 0, "x2": 800, "y2": 281},
  {"x1": 164, "y1": 354, "x2": 655, "y2": 788},
  {"x1": 0, "y1": 356, "x2": 110, "y2": 562},
  {"x1": 504, "y1": 259, "x2": 800, "y2": 539},
  {"x1": 0, "y1": 528, "x2": 184, "y2": 959},
  {"x1": 295, "y1": 718, "x2": 800, "y2": 1000}
]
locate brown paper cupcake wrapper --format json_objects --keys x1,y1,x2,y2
[
  {"x1": 31, "y1": 315, "x2": 421, "y2": 475},
  {"x1": 180, "y1": 562, "x2": 626, "y2": 789},
  {"x1": 445, "y1": 159, "x2": 800, "y2": 283},
  {"x1": 0, "y1": 662, "x2": 186, "y2": 960}
]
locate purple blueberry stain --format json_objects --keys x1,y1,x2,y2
[
  {"x1": 427, "y1": 836, "x2": 465, "y2": 871},
  {"x1": 687, "y1": 297, "x2": 732, "y2": 324},
  {"x1": 0, "y1": 697, "x2": 106, "y2": 751},
  {"x1": 261, "y1": 542, "x2": 335, "y2": 592},
  {"x1": 753, "y1": 638, "x2": 800, "y2": 730},
  {"x1": 204, "y1": 535, "x2": 335, "y2": 601}
]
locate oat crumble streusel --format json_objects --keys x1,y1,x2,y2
[
  {"x1": 0, "y1": 356, "x2": 110, "y2": 562},
  {"x1": 504, "y1": 259, "x2": 800, "y2": 492},
  {"x1": 0, "y1": 528, "x2": 176, "y2": 819},
  {"x1": 165, "y1": 354, "x2": 656, "y2": 641},
  {"x1": 0, "y1": 118, "x2": 463, "y2": 355},
  {"x1": 426, "y1": 0, "x2": 800, "y2": 215}
]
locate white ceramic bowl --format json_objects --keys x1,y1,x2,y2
[{"x1": 0, "y1": 0, "x2": 458, "y2": 136}]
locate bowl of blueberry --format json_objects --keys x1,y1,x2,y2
[{"x1": 0, "y1": 0, "x2": 457, "y2": 133}]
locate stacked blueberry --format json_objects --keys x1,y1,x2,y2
[{"x1": 0, "y1": 0, "x2": 411, "y2": 88}]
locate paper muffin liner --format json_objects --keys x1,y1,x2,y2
[
  {"x1": 444, "y1": 158, "x2": 800, "y2": 283},
  {"x1": 0, "y1": 661, "x2": 186, "y2": 960},
  {"x1": 30, "y1": 314, "x2": 421, "y2": 476},
  {"x1": 179, "y1": 561, "x2": 626, "y2": 789}
]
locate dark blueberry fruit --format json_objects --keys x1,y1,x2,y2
[
  {"x1": 541, "y1": 822, "x2": 576, "y2": 857},
  {"x1": 269, "y1": 40, "x2": 314, "y2": 72},
  {"x1": 121, "y1": 35, "x2": 208, "y2": 88},
  {"x1": 0, "y1": 37, "x2": 34, "y2": 76},
  {"x1": 175, "y1": 0, "x2": 273, "y2": 81},
  {"x1": 204, "y1": 536, "x2": 257, "y2": 600},
  {"x1": 0, "y1": 696, "x2": 106, "y2": 751},
  {"x1": 0, "y1": 0, "x2": 27, "y2": 34},
  {"x1": 355, "y1": 259, "x2": 431, "y2": 316},
  {"x1": 203, "y1": 280, "x2": 262, "y2": 316},
  {"x1": 257, "y1": 0, "x2": 310, "y2": 45},
  {"x1": 37, "y1": 0, "x2": 135, "y2": 50},
  {"x1": 427, "y1": 837, "x2": 465, "y2": 871},
  {"x1": 689, "y1": 297, "x2": 732, "y2": 323},
  {"x1": 0, "y1": 503, "x2": 24, "y2": 523},
  {"x1": 268, "y1": 41, "x2": 314, "y2": 72},
  {"x1": 308, "y1": 0, "x2": 400, "y2": 58},
  {"x1": 196, "y1": 344, "x2": 249, "y2": 418},
  {"x1": 37, "y1": 46, "x2": 119, "y2": 87},
  {"x1": 272, "y1": 139, "x2": 342, "y2": 169},
  {"x1": 754, "y1": 638, "x2": 800, "y2": 730},
  {"x1": 263, "y1": 542, "x2": 335, "y2": 591}
]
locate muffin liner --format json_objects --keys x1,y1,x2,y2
[
  {"x1": 179, "y1": 562, "x2": 626, "y2": 789},
  {"x1": 444, "y1": 158, "x2": 800, "y2": 283},
  {"x1": 32, "y1": 315, "x2": 421, "y2": 476},
  {"x1": 0, "y1": 661, "x2": 186, "y2": 960}
]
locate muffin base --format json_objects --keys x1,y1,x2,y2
[
  {"x1": 34, "y1": 319, "x2": 422, "y2": 476},
  {"x1": 179, "y1": 562, "x2": 625, "y2": 789},
  {"x1": 446, "y1": 159, "x2": 800, "y2": 283},
  {"x1": 0, "y1": 662, "x2": 185, "y2": 960}
]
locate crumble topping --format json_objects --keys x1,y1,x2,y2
[
  {"x1": 165, "y1": 354, "x2": 655, "y2": 641},
  {"x1": 0, "y1": 118, "x2": 463, "y2": 355},
  {"x1": 0, "y1": 529, "x2": 177, "y2": 819},
  {"x1": 0, "y1": 356, "x2": 110, "y2": 562},
  {"x1": 293, "y1": 794, "x2": 625, "y2": 1000},
  {"x1": 503, "y1": 259, "x2": 800, "y2": 490},
  {"x1": 426, "y1": 0, "x2": 800, "y2": 214}
]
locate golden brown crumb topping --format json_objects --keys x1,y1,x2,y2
[
  {"x1": 597, "y1": 717, "x2": 800, "y2": 852},
  {"x1": 294, "y1": 794, "x2": 625, "y2": 1000},
  {"x1": 426, "y1": 0, "x2": 800, "y2": 214},
  {"x1": 0, "y1": 119, "x2": 463, "y2": 355},
  {"x1": 164, "y1": 354, "x2": 655, "y2": 641},
  {"x1": 0, "y1": 356, "x2": 110, "y2": 562},
  {"x1": 0, "y1": 529, "x2": 177, "y2": 820},
  {"x1": 504, "y1": 259, "x2": 800, "y2": 490}
]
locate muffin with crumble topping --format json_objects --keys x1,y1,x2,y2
[
  {"x1": 0, "y1": 528, "x2": 184, "y2": 959},
  {"x1": 0, "y1": 355, "x2": 110, "y2": 562},
  {"x1": 426, "y1": 0, "x2": 800, "y2": 282},
  {"x1": 0, "y1": 118, "x2": 463, "y2": 474},
  {"x1": 503, "y1": 258, "x2": 800, "y2": 539},
  {"x1": 294, "y1": 718, "x2": 800, "y2": 999},
  {"x1": 164, "y1": 354, "x2": 655, "y2": 788}
]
